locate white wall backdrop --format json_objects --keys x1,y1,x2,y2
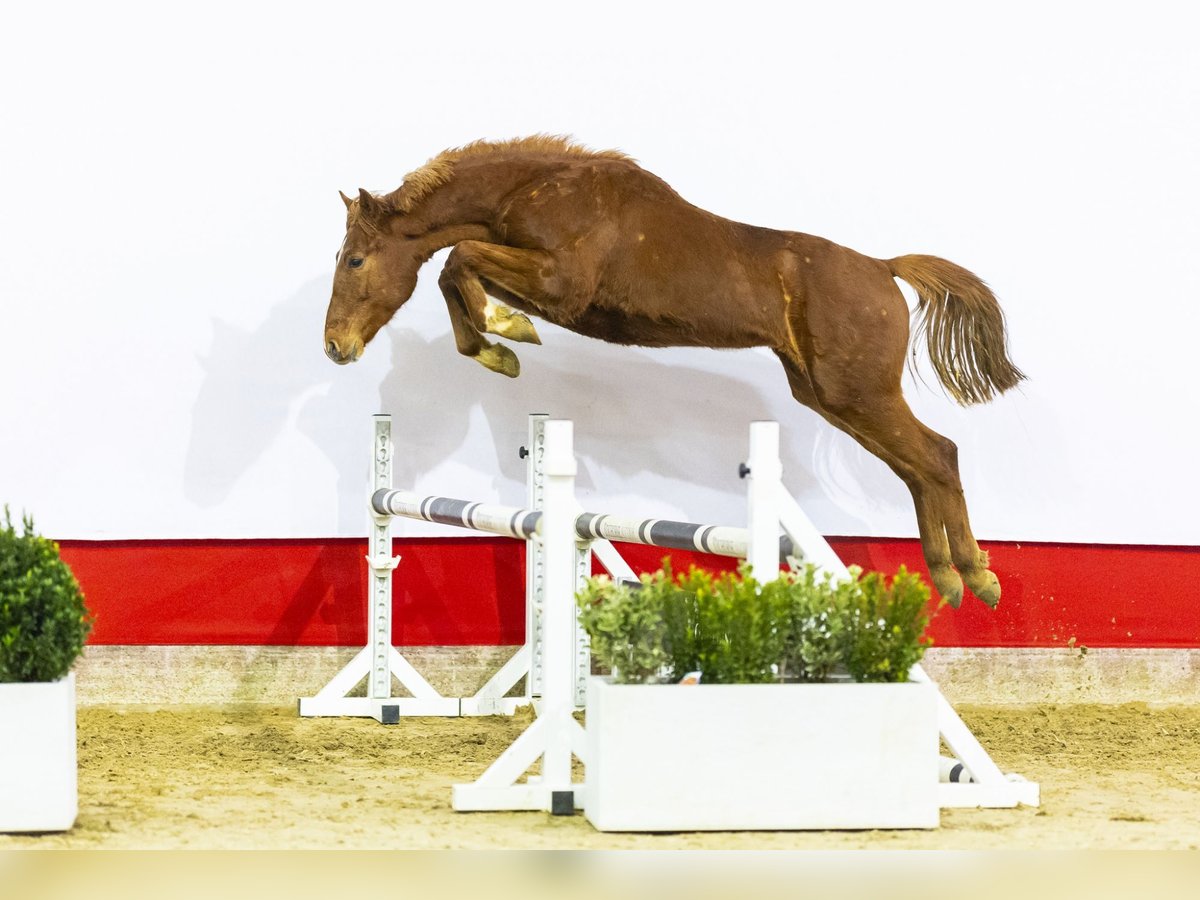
[{"x1": 1, "y1": 1, "x2": 1197, "y2": 544}]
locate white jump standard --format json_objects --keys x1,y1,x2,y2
[
  {"x1": 454, "y1": 419, "x2": 1038, "y2": 815},
  {"x1": 301, "y1": 414, "x2": 795, "y2": 722},
  {"x1": 301, "y1": 414, "x2": 1039, "y2": 817}
]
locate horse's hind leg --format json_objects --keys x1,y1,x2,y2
[
  {"x1": 850, "y1": 402, "x2": 993, "y2": 607},
  {"x1": 782, "y1": 255, "x2": 1000, "y2": 607},
  {"x1": 777, "y1": 353, "x2": 966, "y2": 607},
  {"x1": 799, "y1": 355, "x2": 1000, "y2": 608}
]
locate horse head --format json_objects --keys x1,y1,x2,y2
[{"x1": 323, "y1": 189, "x2": 421, "y2": 365}]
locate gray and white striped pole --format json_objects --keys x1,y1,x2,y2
[
  {"x1": 575, "y1": 513, "x2": 761, "y2": 559},
  {"x1": 372, "y1": 490, "x2": 540, "y2": 539},
  {"x1": 371, "y1": 490, "x2": 796, "y2": 562}
]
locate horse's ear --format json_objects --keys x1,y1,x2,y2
[
  {"x1": 357, "y1": 188, "x2": 386, "y2": 220},
  {"x1": 339, "y1": 190, "x2": 353, "y2": 210}
]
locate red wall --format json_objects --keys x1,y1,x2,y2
[{"x1": 57, "y1": 537, "x2": 1200, "y2": 648}]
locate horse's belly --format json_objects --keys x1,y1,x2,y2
[
  {"x1": 566, "y1": 306, "x2": 674, "y2": 346},
  {"x1": 566, "y1": 302, "x2": 755, "y2": 349}
]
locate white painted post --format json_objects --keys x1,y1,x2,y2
[
  {"x1": 539, "y1": 419, "x2": 577, "y2": 791},
  {"x1": 746, "y1": 421, "x2": 782, "y2": 583},
  {"x1": 525, "y1": 414, "x2": 548, "y2": 702},
  {"x1": 573, "y1": 538, "x2": 593, "y2": 708},
  {"x1": 368, "y1": 415, "x2": 400, "y2": 704},
  {"x1": 299, "y1": 415, "x2": 457, "y2": 720}
]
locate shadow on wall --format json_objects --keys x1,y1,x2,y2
[
  {"x1": 183, "y1": 276, "x2": 339, "y2": 508},
  {"x1": 359, "y1": 326, "x2": 907, "y2": 535},
  {"x1": 372, "y1": 327, "x2": 788, "y2": 494},
  {"x1": 184, "y1": 273, "x2": 893, "y2": 536}
]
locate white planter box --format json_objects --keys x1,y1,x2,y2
[
  {"x1": 0, "y1": 673, "x2": 78, "y2": 832},
  {"x1": 585, "y1": 676, "x2": 938, "y2": 831}
]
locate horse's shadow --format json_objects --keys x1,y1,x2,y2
[
  {"x1": 369, "y1": 323, "x2": 902, "y2": 534},
  {"x1": 185, "y1": 276, "x2": 895, "y2": 536},
  {"x1": 183, "y1": 276, "x2": 337, "y2": 509},
  {"x1": 377, "y1": 326, "x2": 785, "y2": 493}
]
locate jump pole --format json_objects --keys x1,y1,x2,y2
[
  {"x1": 451, "y1": 418, "x2": 1037, "y2": 813},
  {"x1": 300, "y1": 413, "x2": 765, "y2": 722}
]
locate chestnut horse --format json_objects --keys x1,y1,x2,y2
[{"x1": 323, "y1": 136, "x2": 1024, "y2": 608}]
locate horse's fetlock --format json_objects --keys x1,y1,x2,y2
[{"x1": 486, "y1": 306, "x2": 541, "y2": 344}]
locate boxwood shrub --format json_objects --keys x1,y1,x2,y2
[
  {"x1": 0, "y1": 508, "x2": 93, "y2": 683},
  {"x1": 577, "y1": 561, "x2": 936, "y2": 685}
]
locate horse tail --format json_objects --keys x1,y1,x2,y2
[{"x1": 886, "y1": 254, "x2": 1026, "y2": 405}]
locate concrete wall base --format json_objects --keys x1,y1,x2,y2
[{"x1": 72, "y1": 645, "x2": 1200, "y2": 708}]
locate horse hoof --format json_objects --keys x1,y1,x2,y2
[
  {"x1": 487, "y1": 307, "x2": 542, "y2": 345},
  {"x1": 964, "y1": 569, "x2": 1002, "y2": 609},
  {"x1": 475, "y1": 344, "x2": 521, "y2": 378},
  {"x1": 930, "y1": 566, "x2": 964, "y2": 609}
]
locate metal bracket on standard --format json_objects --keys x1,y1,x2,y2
[{"x1": 366, "y1": 554, "x2": 400, "y2": 574}]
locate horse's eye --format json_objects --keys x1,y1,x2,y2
[{"x1": 348, "y1": 257, "x2": 364, "y2": 269}]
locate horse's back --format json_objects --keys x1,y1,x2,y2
[
  {"x1": 496, "y1": 157, "x2": 681, "y2": 246},
  {"x1": 493, "y1": 160, "x2": 794, "y2": 348}
]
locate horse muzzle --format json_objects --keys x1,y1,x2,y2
[{"x1": 325, "y1": 338, "x2": 363, "y2": 365}]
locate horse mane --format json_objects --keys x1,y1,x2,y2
[{"x1": 383, "y1": 135, "x2": 632, "y2": 213}]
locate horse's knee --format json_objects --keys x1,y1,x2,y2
[
  {"x1": 441, "y1": 242, "x2": 482, "y2": 288},
  {"x1": 926, "y1": 439, "x2": 961, "y2": 491},
  {"x1": 437, "y1": 265, "x2": 456, "y2": 295},
  {"x1": 444, "y1": 240, "x2": 487, "y2": 276},
  {"x1": 931, "y1": 433, "x2": 958, "y2": 470}
]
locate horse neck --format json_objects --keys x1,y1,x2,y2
[{"x1": 404, "y1": 156, "x2": 561, "y2": 240}]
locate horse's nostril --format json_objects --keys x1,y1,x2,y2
[{"x1": 326, "y1": 340, "x2": 340, "y2": 359}]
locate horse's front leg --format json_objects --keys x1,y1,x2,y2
[
  {"x1": 437, "y1": 242, "x2": 562, "y2": 377},
  {"x1": 435, "y1": 269, "x2": 508, "y2": 372}
]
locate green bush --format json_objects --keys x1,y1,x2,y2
[
  {"x1": 575, "y1": 573, "x2": 673, "y2": 684},
  {"x1": 0, "y1": 508, "x2": 93, "y2": 683},
  {"x1": 666, "y1": 565, "x2": 792, "y2": 684},
  {"x1": 576, "y1": 561, "x2": 935, "y2": 685},
  {"x1": 778, "y1": 564, "x2": 850, "y2": 683},
  {"x1": 842, "y1": 566, "x2": 933, "y2": 682}
]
